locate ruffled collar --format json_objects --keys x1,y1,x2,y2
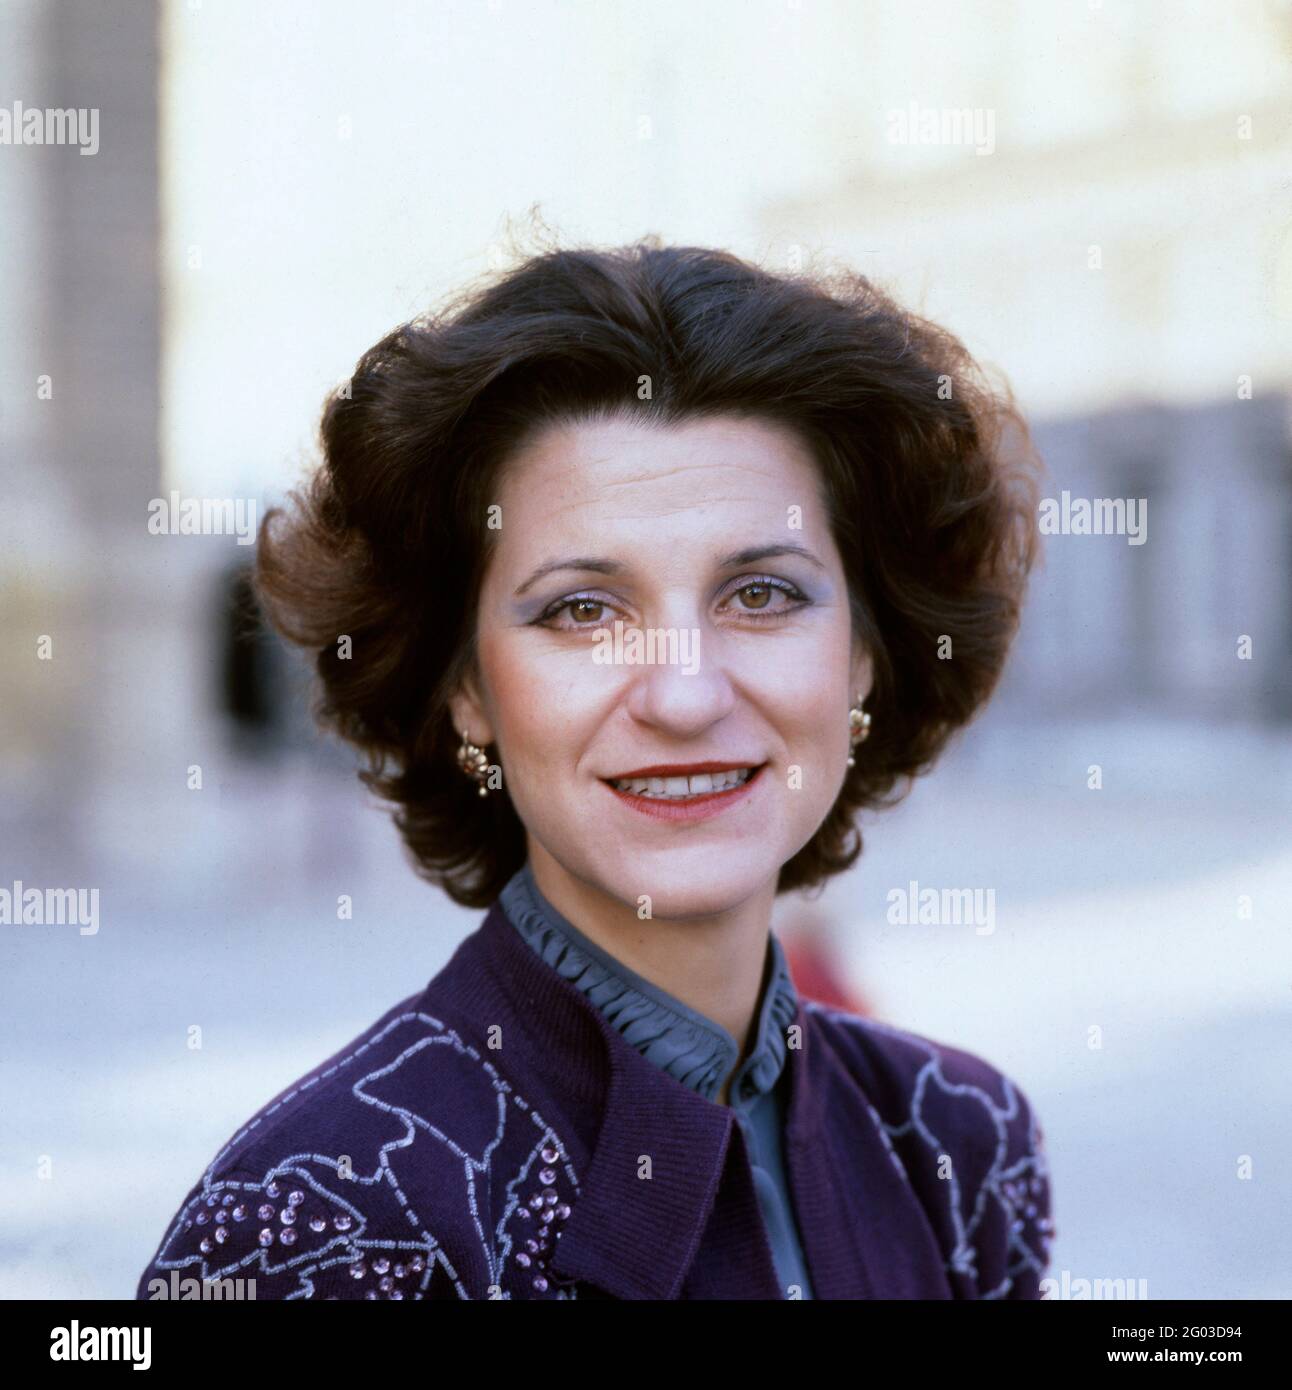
[{"x1": 498, "y1": 860, "x2": 799, "y2": 1105}]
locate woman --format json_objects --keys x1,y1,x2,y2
[{"x1": 136, "y1": 240, "x2": 1053, "y2": 1300}]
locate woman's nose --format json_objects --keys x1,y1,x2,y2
[{"x1": 621, "y1": 637, "x2": 737, "y2": 737}]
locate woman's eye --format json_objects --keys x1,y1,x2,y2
[
  {"x1": 724, "y1": 579, "x2": 806, "y2": 619},
  {"x1": 538, "y1": 596, "x2": 614, "y2": 627}
]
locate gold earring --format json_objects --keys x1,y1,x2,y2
[
  {"x1": 456, "y1": 727, "x2": 493, "y2": 798},
  {"x1": 845, "y1": 695, "x2": 871, "y2": 769}
]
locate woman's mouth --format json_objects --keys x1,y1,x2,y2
[{"x1": 599, "y1": 763, "x2": 766, "y2": 822}]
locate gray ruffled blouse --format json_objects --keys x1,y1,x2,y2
[{"x1": 499, "y1": 860, "x2": 815, "y2": 1299}]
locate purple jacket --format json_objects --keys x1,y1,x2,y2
[{"x1": 136, "y1": 898, "x2": 1055, "y2": 1300}]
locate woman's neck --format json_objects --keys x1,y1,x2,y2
[{"x1": 526, "y1": 843, "x2": 777, "y2": 1064}]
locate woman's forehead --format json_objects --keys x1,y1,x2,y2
[{"x1": 494, "y1": 413, "x2": 826, "y2": 514}]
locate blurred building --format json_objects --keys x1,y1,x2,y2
[
  {"x1": 759, "y1": 0, "x2": 1292, "y2": 720},
  {"x1": 0, "y1": 0, "x2": 166, "y2": 859}
]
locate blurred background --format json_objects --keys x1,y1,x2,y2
[{"x1": 2, "y1": 0, "x2": 1290, "y2": 1300}]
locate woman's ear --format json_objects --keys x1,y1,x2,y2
[
  {"x1": 448, "y1": 673, "x2": 495, "y2": 747},
  {"x1": 849, "y1": 641, "x2": 874, "y2": 706}
]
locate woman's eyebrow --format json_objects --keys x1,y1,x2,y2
[
  {"x1": 721, "y1": 543, "x2": 826, "y2": 571},
  {"x1": 514, "y1": 557, "x2": 625, "y2": 597},
  {"x1": 513, "y1": 543, "x2": 826, "y2": 598}
]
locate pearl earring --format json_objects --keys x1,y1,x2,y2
[
  {"x1": 845, "y1": 696, "x2": 871, "y2": 769},
  {"x1": 456, "y1": 727, "x2": 494, "y2": 797}
]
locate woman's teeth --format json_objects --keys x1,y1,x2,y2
[{"x1": 608, "y1": 768, "x2": 755, "y2": 799}]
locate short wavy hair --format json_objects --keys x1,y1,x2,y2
[{"x1": 255, "y1": 238, "x2": 1041, "y2": 909}]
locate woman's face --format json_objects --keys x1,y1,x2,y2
[{"x1": 450, "y1": 412, "x2": 871, "y2": 920}]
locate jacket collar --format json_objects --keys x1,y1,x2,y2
[
  {"x1": 498, "y1": 860, "x2": 799, "y2": 1104},
  {"x1": 445, "y1": 900, "x2": 947, "y2": 1299}
]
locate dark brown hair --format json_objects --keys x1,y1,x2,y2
[{"x1": 255, "y1": 237, "x2": 1041, "y2": 908}]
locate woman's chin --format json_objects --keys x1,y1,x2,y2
[{"x1": 598, "y1": 859, "x2": 775, "y2": 922}]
